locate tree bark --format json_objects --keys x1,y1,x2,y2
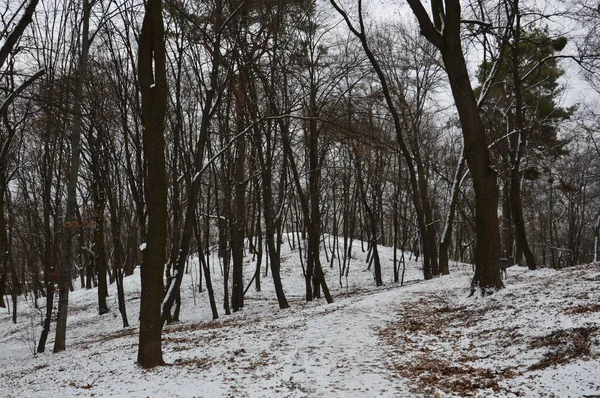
[
  {"x1": 92, "y1": 177, "x2": 109, "y2": 315},
  {"x1": 0, "y1": 176, "x2": 8, "y2": 309},
  {"x1": 108, "y1": 188, "x2": 129, "y2": 327},
  {"x1": 253, "y1": 120, "x2": 290, "y2": 310},
  {"x1": 194, "y1": 215, "x2": 218, "y2": 320},
  {"x1": 137, "y1": 0, "x2": 168, "y2": 368}
]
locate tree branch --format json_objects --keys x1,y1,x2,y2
[
  {"x1": 0, "y1": 0, "x2": 39, "y2": 70},
  {"x1": 405, "y1": 0, "x2": 443, "y2": 49},
  {"x1": 0, "y1": 69, "x2": 45, "y2": 115}
]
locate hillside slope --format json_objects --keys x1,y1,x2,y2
[{"x1": 1, "y1": 236, "x2": 599, "y2": 397}]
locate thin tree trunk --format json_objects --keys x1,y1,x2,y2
[
  {"x1": 109, "y1": 190, "x2": 128, "y2": 327},
  {"x1": 194, "y1": 215, "x2": 218, "y2": 319},
  {"x1": 439, "y1": 155, "x2": 466, "y2": 275},
  {"x1": 160, "y1": 0, "x2": 231, "y2": 321},
  {"x1": 54, "y1": 0, "x2": 91, "y2": 352},
  {"x1": 37, "y1": 112, "x2": 59, "y2": 354},
  {"x1": 508, "y1": 9, "x2": 536, "y2": 271},
  {"x1": 230, "y1": 81, "x2": 246, "y2": 312},
  {"x1": 94, "y1": 194, "x2": 109, "y2": 315},
  {"x1": 252, "y1": 118, "x2": 289, "y2": 309},
  {"x1": 0, "y1": 179, "x2": 8, "y2": 308}
]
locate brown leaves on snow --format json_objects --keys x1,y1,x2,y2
[{"x1": 529, "y1": 326, "x2": 599, "y2": 371}]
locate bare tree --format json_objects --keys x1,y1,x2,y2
[
  {"x1": 0, "y1": 0, "x2": 42, "y2": 312},
  {"x1": 406, "y1": 1, "x2": 504, "y2": 294},
  {"x1": 137, "y1": 0, "x2": 168, "y2": 368}
]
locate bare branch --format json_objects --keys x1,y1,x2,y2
[
  {"x1": 0, "y1": 69, "x2": 45, "y2": 115},
  {"x1": 0, "y1": 0, "x2": 39, "y2": 70},
  {"x1": 405, "y1": 0, "x2": 443, "y2": 49}
]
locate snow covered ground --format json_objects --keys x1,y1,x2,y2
[{"x1": 1, "y1": 235, "x2": 599, "y2": 397}]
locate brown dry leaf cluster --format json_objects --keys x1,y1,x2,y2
[
  {"x1": 380, "y1": 296, "x2": 517, "y2": 396},
  {"x1": 529, "y1": 327, "x2": 599, "y2": 371}
]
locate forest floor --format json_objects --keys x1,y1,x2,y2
[{"x1": 1, "y1": 235, "x2": 600, "y2": 397}]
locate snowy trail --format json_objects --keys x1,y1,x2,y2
[{"x1": 276, "y1": 292, "x2": 411, "y2": 397}]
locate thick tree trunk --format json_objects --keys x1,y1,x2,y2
[
  {"x1": 441, "y1": 47, "x2": 503, "y2": 293},
  {"x1": 137, "y1": 0, "x2": 168, "y2": 368},
  {"x1": 399, "y1": 0, "x2": 503, "y2": 293}
]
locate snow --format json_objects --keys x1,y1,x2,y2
[{"x1": 1, "y1": 235, "x2": 599, "y2": 397}]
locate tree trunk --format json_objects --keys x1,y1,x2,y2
[
  {"x1": 160, "y1": 0, "x2": 226, "y2": 321},
  {"x1": 37, "y1": 111, "x2": 59, "y2": 354},
  {"x1": 0, "y1": 179, "x2": 8, "y2": 308},
  {"x1": 253, "y1": 120, "x2": 289, "y2": 310},
  {"x1": 230, "y1": 82, "x2": 246, "y2": 312},
  {"x1": 510, "y1": 169, "x2": 536, "y2": 269},
  {"x1": 94, "y1": 196, "x2": 109, "y2": 315},
  {"x1": 137, "y1": 0, "x2": 168, "y2": 368},
  {"x1": 54, "y1": 0, "x2": 91, "y2": 352},
  {"x1": 508, "y1": 9, "x2": 536, "y2": 271},
  {"x1": 402, "y1": 0, "x2": 503, "y2": 293},
  {"x1": 194, "y1": 215, "x2": 218, "y2": 320},
  {"x1": 108, "y1": 190, "x2": 128, "y2": 327},
  {"x1": 439, "y1": 155, "x2": 466, "y2": 275},
  {"x1": 354, "y1": 155, "x2": 383, "y2": 286},
  {"x1": 440, "y1": 43, "x2": 503, "y2": 293}
]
